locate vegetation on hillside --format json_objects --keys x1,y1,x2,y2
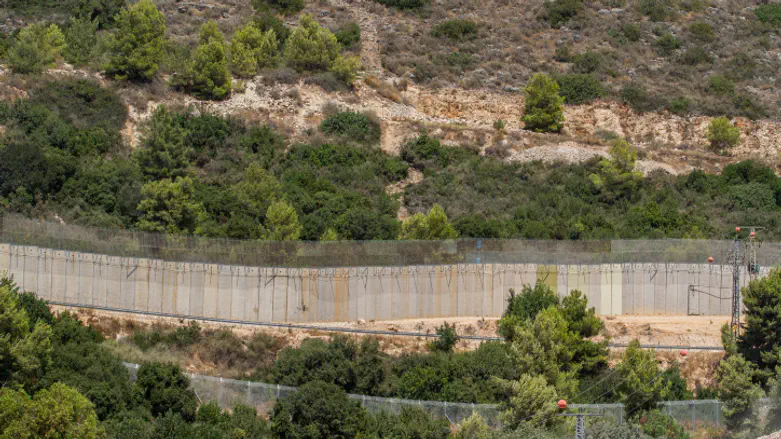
[{"x1": 2, "y1": 78, "x2": 781, "y2": 241}]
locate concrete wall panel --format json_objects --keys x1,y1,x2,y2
[
  {"x1": 202, "y1": 264, "x2": 219, "y2": 318},
  {"x1": 258, "y1": 268, "x2": 274, "y2": 322},
  {"x1": 134, "y1": 258, "x2": 150, "y2": 312},
  {"x1": 272, "y1": 268, "x2": 289, "y2": 322},
  {"x1": 189, "y1": 263, "x2": 205, "y2": 317},
  {"x1": 0, "y1": 243, "x2": 9, "y2": 274},
  {"x1": 120, "y1": 259, "x2": 136, "y2": 310},
  {"x1": 217, "y1": 265, "x2": 233, "y2": 319}
]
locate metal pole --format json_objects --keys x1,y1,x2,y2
[
  {"x1": 690, "y1": 401, "x2": 695, "y2": 430},
  {"x1": 715, "y1": 401, "x2": 719, "y2": 428}
]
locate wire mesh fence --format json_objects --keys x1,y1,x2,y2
[
  {"x1": 4, "y1": 213, "x2": 781, "y2": 267},
  {"x1": 123, "y1": 362, "x2": 752, "y2": 430}
]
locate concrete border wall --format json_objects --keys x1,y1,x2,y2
[{"x1": 1, "y1": 244, "x2": 762, "y2": 322}]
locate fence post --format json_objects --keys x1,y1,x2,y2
[
  {"x1": 690, "y1": 401, "x2": 695, "y2": 430},
  {"x1": 247, "y1": 380, "x2": 251, "y2": 405},
  {"x1": 715, "y1": 401, "x2": 720, "y2": 428},
  {"x1": 362, "y1": 394, "x2": 366, "y2": 408},
  {"x1": 219, "y1": 377, "x2": 224, "y2": 407},
  {"x1": 618, "y1": 403, "x2": 624, "y2": 425}
]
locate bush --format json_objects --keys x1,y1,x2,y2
[
  {"x1": 739, "y1": 269, "x2": 781, "y2": 374},
  {"x1": 637, "y1": 0, "x2": 670, "y2": 21},
  {"x1": 135, "y1": 362, "x2": 198, "y2": 420},
  {"x1": 689, "y1": 21, "x2": 715, "y2": 42},
  {"x1": 252, "y1": 0, "x2": 304, "y2": 15},
  {"x1": 230, "y1": 24, "x2": 279, "y2": 78},
  {"x1": 557, "y1": 73, "x2": 603, "y2": 104},
  {"x1": 269, "y1": 336, "x2": 386, "y2": 395},
  {"x1": 756, "y1": 3, "x2": 781, "y2": 25},
  {"x1": 330, "y1": 55, "x2": 362, "y2": 85},
  {"x1": 707, "y1": 75, "x2": 735, "y2": 96},
  {"x1": 679, "y1": 46, "x2": 711, "y2": 65},
  {"x1": 571, "y1": 51, "x2": 604, "y2": 74},
  {"x1": 172, "y1": 21, "x2": 232, "y2": 100},
  {"x1": 103, "y1": 0, "x2": 166, "y2": 81},
  {"x1": 428, "y1": 322, "x2": 458, "y2": 352},
  {"x1": 335, "y1": 22, "x2": 361, "y2": 47},
  {"x1": 373, "y1": 0, "x2": 428, "y2": 10},
  {"x1": 716, "y1": 354, "x2": 764, "y2": 433},
  {"x1": 545, "y1": 0, "x2": 583, "y2": 27},
  {"x1": 252, "y1": 12, "x2": 291, "y2": 45},
  {"x1": 706, "y1": 117, "x2": 740, "y2": 153},
  {"x1": 400, "y1": 204, "x2": 458, "y2": 240},
  {"x1": 284, "y1": 14, "x2": 341, "y2": 72},
  {"x1": 63, "y1": 18, "x2": 98, "y2": 66},
  {"x1": 654, "y1": 33, "x2": 680, "y2": 56},
  {"x1": 622, "y1": 23, "x2": 642, "y2": 42},
  {"x1": 271, "y1": 381, "x2": 367, "y2": 439},
  {"x1": 8, "y1": 23, "x2": 65, "y2": 74},
  {"x1": 667, "y1": 97, "x2": 690, "y2": 115},
  {"x1": 320, "y1": 111, "x2": 381, "y2": 144},
  {"x1": 522, "y1": 73, "x2": 565, "y2": 133},
  {"x1": 620, "y1": 83, "x2": 659, "y2": 113},
  {"x1": 431, "y1": 20, "x2": 478, "y2": 40},
  {"x1": 615, "y1": 341, "x2": 669, "y2": 415}
]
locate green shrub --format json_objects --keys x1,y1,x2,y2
[
  {"x1": 545, "y1": 0, "x2": 584, "y2": 27},
  {"x1": 498, "y1": 283, "x2": 559, "y2": 340},
  {"x1": 667, "y1": 97, "x2": 690, "y2": 115},
  {"x1": 428, "y1": 322, "x2": 458, "y2": 352},
  {"x1": 679, "y1": 46, "x2": 711, "y2": 65},
  {"x1": 689, "y1": 21, "x2": 715, "y2": 42},
  {"x1": 320, "y1": 111, "x2": 381, "y2": 144},
  {"x1": 622, "y1": 23, "x2": 642, "y2": 42},
  {"x1": 431, "y1": 20, "x2": 478, "y2": 40},
  {"x1": 269, "y1": 336, "x2": 386, "y2": 395},
  {"x1": 230, "y1": 24, "x2": 279, "y2": 78},
  {"x1": 522, "y1": 72, "x2": 565, "y2": 133},
  {"x1": 620, "y1": 83, "x2": 659, "y2": 113},
  {"x1": 284, "y1": 14, "x2": 341, "y2": 72},
  {"x1": 707, "y1": 75, "x2": 735, "y2": 96},
  {"x1": 553, "y1": 45, "x2": 571, "y2": 62},
  {"x1": 252, "y1": 12, "x2": 291, "y2": 45},
  {"x1": 726, "y1": 52, "x2": 757, "y2": 81},
  {"x1": 8, "y1": 23, "x2": 65, "y2": 74},
  {"x1": 400, "y1": 204, "x2": 458, "y2": 240},
  {"x1": 654, "y1": 33, "x2": 680, "y2": 56},
  {"x1": 330, "y1": 55, "x2": 362, "y2": 85},
  {"x1": 63, "y1": 17, "x2": 98, "y2": 66},
  {"x1": 171, "y1": 21, "x2": 232, "y2": 100},
  {"x1": 335, "y1": 22, "x2": 361, "y2": 47},
  {"x1": 366, "y1": 408, "x2": 450, "y2": 439},
  {"x1": 572, "y1": 51, "x2": 604, "y2": 74},
  {"x1": 373, "y1": 0, "x2": 428, "y2": 10},
  {"x1": 135, "y1": 362, "x2": 198, "y2": 420},
  {"x1": 252, "y1": 0, "x2": 304, "y2": 15},
  {"x1": 103, "y1": 0, "x2": 166, "y2": 81},
  {"x1": 271, "y1": 381, "x2": 367, "y2": 439},
  {"x1": 732, "y1": 94, "x2": 766, "y2": 120},
  {"x1": 756, "y1": 3, "x2": 781, "y2": 25},
  {"x1": 557, "y1": 73, "x2": 603, "y2": 104},
  {"x1": 637, "y1": 0, "x2": 670, "y2": 21},
  {"x1": 706, "y1": 117, "x2": 740, "y2": 153}
]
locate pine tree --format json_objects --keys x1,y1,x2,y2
[
  {"x1": 284, "y1": 14, "x2": 340, "y2": 72},
  {"x1": 522, "y1": 73, "x2": 565, "y2": 133},
  {"x1": 103, "y1": 0, "x2": 166, "y2": 81}
]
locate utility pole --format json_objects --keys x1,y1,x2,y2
[
  {"x1": 730, "y1": 227, "x2": 763, "y2": 338},
  {"x1": 557, "y1": 400, "x2": 603, "y2": 439}
]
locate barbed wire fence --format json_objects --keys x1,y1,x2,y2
[
  {"x1": 5, "y1": 213, "x2": 781, "y2": 267},
  {"x1": 123, "y1": 362, "x2": 738, "y2": 430}
]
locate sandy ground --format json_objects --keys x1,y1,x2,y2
[
  {"x1": 51, "y1": 305, "x2": 728, "y2": 349},
  {"x1": 54, "y1": 305, "x2": 726, "y2": 388}
]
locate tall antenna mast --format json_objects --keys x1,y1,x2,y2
[
  {"x1": 729, "y1": 227, "x2": 742, "y2": 339},
  {"x1": 731, "y1": 226, "x2": 763, "y2": 338}
]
